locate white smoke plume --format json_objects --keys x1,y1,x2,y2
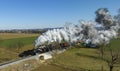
[{"x1": 35, "y1": 8, "x2": 120, "y2": 48}]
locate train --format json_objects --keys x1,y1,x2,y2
[
  {"x1": 81, "y1": 42, "x2": 98, "y2": 48},
  {"x1": 18, "y1": 42, "x2": 70, "y2": 57},
  {"x1": 19, "y1": 41, "x2": 98, "y2": 57}
]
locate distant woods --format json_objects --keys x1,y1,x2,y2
[{"x1": 0, "y1": 28, "x2": 62, "y2": 34}]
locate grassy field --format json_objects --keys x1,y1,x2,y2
[
  {"x1": 32, "y1": 39, "x2": 120, "y2": 71},
  {"x1": 0, "y1": 33, "x2": 39, "y2": 63},
  {"x1": 0, "y1": 36, "x2": 37, "y2": 48},
  {"x1": 32, "y1": 47, "x2": 120, "y2": 71},
  {"x1": 0, "y1": 33, "x2": 120, "y2": 71},
  {"x1": 0, "y1": 33, "x2": 39, "y2": 39}
]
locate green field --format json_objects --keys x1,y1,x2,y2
[
  {"x1": 0, "y1": 36, "x2": 37, "y2": 48},
  {"x1": 0, "y1": 33, "x2": 120, "y2": 71},
  {"x1": 32, "y1": 38, "x2": 120, "y2": 71},
  {"x1": 0, "y1": 33, "x2": 39, "y2": 63}
]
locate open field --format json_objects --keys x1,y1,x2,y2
[
  {"x1": 0, "y1": 33, "x2": 120, "y2": 71},
  {"x1": 32, "y1": 39, "x2": 120, "y2": 71},
  {"x1": 0, "y1": 33, "x2": 39, "y2": 39},
  {"x1": 0, "y1": 33, "x2": 39, "y2": 63},
  {"x1": 0, "y1": 44, "x2": 35, "y2": 63},
  {"x1": 0, "y1": 36, "x2": 37, "y2": 48},
  {"x1": 33, "y1": 64, "x2": 69, "y2": 71},
  {"x1": 32, "y1": 47, "x2": 120, "y2": 71}
]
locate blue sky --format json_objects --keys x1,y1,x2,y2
[{"x1": 0, "y1": 0, "x2": 120, "y2": 29}]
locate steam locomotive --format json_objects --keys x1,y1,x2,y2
[
  {"x1": 19, "y1": 42, "x2": 70, "y2": 57},
  {"x1": 18, "y1": 41, "x2": 98, "y2": 57}
]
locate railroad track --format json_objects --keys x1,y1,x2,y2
[
  {"x1": 0, "y1": 55, "x2": 37, "y2": 69},
  {"x1": 0, "y1": 56, "x2": 29, "y2": 66},
  {"x1": 0, "y1": 49, "x2": 67, "y2": 69}
]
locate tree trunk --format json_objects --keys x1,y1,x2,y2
[{"x1": 110, "y1": 66, "x2": 113, "y2": 71}]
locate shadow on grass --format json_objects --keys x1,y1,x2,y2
[
  {"x1": 76, "y1": 52, "x2": 102, "y2": 61},
  {"x1": 50, "y1": 63, "x2": 96, "y2": 71}
]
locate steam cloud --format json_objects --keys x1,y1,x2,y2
[{"x1": 35, "y1": 8, "x2": 120, "y2": 47}]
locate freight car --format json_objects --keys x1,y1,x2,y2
[{"x1": 81, "y1": 42, "x2": 98, "y2": 48}]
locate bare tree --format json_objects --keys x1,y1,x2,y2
[
  {"x1": 105, "y1": 44, "x2": 120, "y2": 71},
  {"x1": 99, "y1": 43, "x2": 120, "y2": 71}
]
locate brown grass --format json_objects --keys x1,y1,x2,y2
[
  {"x1": 0, "y1": 47, "x2": 18, "y2": 63},
  {"x1": 0, "y1": 33, "x2": 39, "y2": 63},
  {"x1": 0, "y1": 59, "x2": 40, "y2": 71},
  {"x1": 0, "y1": 33, "x2": 39, "y2": 39},
  {"x1": 0, "y1": 44, "x2": 34, "y2": 63}
]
